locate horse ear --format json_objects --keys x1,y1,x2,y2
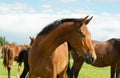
[
  {"x1": 74, "y1": 16, "x2": 89, "y2": 27},
  {"x1": 78, "y1": 16, "x2": 89, "y2": 26},
  {"x1": 30, "y1": 36, "x2": 32, "y2": 40},
  {"x1": 85, "y1": 16, "x2": 93, "y2": 25},
  {"x1": 80, "y1": 16, "x2": 89, "y2": 24},
  {"x1": 76, "y1": 16, "x2": 89, "y2": 23}
]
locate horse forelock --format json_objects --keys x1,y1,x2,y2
[{"x1": 37, "y1": 18, "x2": 81, "y2": 36}]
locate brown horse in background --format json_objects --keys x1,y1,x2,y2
[
  {"x1": 28, "y1": 16, "x2": 96, "y2": 78},
  {"x1": 3, "y1": 43, "x2": 29, "y2": 78},
  {"x1": 0, "y1": 44, "x2": 2, "y2": 59},
  {"x1": 70, "y1": 38, "x2": 120, "y2": 78}
]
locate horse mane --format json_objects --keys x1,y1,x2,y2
[{"x1": 37, "y1": 18, "x2": 81, "y2": 36}]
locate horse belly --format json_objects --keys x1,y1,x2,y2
[{"x1": 92, "y1": 55, "x2": 111, "y2": 67}]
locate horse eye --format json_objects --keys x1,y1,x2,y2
[
  {"x1": 81, "y1": 34, "x2": 86, "y2": 37},
  {"x1": 79, "y1": 32, "x2": 85, "y2": 38},
  {"x1": 80, "y1": 23, "x2": 83, "y2": 26}
]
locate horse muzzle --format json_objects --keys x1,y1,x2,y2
[{"x1": 85, "y1": 53, "x2": 96, "y2": 64}]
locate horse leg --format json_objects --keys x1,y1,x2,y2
[
  {"x1": 20, "y1": 68, "x2": 29, "y2": 78},
  {"x1": 111, "y1": 66, "x2": 116, "y2": 78},
  {"x1": 7, "y1": 67, "x2": 11, "y2": 78},
  {"x1": 70, "y1": 56, "x2": 84, "y2": 78},
  {"x1": 74, "y1": 60, "x2": 84, "y2": 78},
  {"x1": 70, "y1": 62, "x2": 76, "y2": 78},
  {"x1": 17, "y1": 62, "x2": 22, "y2": 78},
  {"x1": 116, "y1": 70, "x2": 120, "y2": 78},
  {"x1": 20, "y1": 61, "x2": 29, "y2": 78},
  {"x1": 116, "y1": 65, "x2": 120, "y2": 78}
]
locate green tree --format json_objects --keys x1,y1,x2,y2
[
  {"x1": 0, "y1": 36, "x2": 9, "y2": 58},
  {"x1": 0, "y1": 36, "x2": 9, "y2": 46}
]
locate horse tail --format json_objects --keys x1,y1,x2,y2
[{"x1": 3, "y1": 47, "x2": 9, "y2": 68}]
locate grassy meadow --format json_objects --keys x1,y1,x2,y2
[
  {"x1": 0, "y1": 59, "x2": 24, "y2": 78},
  {"x1": 0, "y1": 59, "x2": 110, "y2": 78}
]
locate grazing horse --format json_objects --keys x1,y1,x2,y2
[
  {"x1": 70, "y1": 38, "x2": 120, "y2": 78},
  {"x1": 28, "y1": 16, "x2": 96, "y2": 78},
  {"x1": 3, "y1": 43, "x2": 29, "y2": 78},
  {"x1": 0, "y1": 44, "x2": 2, "y2": 59}
]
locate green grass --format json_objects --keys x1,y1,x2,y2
[
  {"x1": 78, "y1": 63, "x2": 110, "y2": 78},
  {"x1": 0, "y1": 59, "x2": 23, "y2": 78},
  {"x1": 69, "y1": 59, "x2": 110, "y2": 78},
  {"x1": 0, "y1": 59, "x2": 110, "y2": 78}
]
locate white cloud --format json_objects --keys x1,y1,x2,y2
[
  {"x1": 0, "y1": 13, "x2": 120, "y2": 41},
  {"x1": 0, "y1": 3, "x2": 35, "y2": 14},
  {"x1": 0, "y1": 13, "x2": 86, "y2": 33},
  {"x1": 0, "y1": 2, "x2": 120, "y2": 43},
  {"x1": 88, "y1": 14, "x2": 120, "y2": 41}
]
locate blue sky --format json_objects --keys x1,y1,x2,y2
[{"x1": 0, "y1": 0, "x2": 120, "y2": 44}]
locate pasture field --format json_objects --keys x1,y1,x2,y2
[
  {"x1": 0, "y1": 59, "x2": 23, "y2": 78},
  {"x1": 0, "y1": 59, "x2": 110, "y2": 78},
  {"x1": 69, "y1": 59, "x2": 110, "y2": 78}
]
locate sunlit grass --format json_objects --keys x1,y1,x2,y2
[
  {"x1": 78, "y1": 63, "x2": 110, "y2": 78},
  {"x1": 0, "y1": 59, "x2": 23, "y2": 78},
  {"x1": 0, "y1": 58, "x2": 110, "y2": 78},
  {"x1": 69, "y1": 59, "x2": 110, "y2": 78}
]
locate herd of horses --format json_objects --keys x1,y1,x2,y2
[{"x1": 0, "y1": 16, "x2": 119, "y2": 78}]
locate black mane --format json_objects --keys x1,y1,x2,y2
[{"x1": 37, "y1": 18, "x2": 81, "y2": 36}]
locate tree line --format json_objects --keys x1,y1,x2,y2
[
  {"x1": 0, "y1": 36, "x2": 9, "y2": 46},
  {"x1": 0, "y1": 36, "x2": 9, "y2": 58}
]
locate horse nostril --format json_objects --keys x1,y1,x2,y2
[
  {"x1": 91, "y1": 57, "x2": 95, "y2": 63},
  {"x1": 85, "y1": 55, "x2": 95, "y2": 64}
]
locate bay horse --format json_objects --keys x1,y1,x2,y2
[
  {"x1": 28, "y1": 16, "x2": 96, "y2": 78},
  {"x1": 70, "y1": 38, "x2": 120, "y2": 78},
  {"x1": 0, "y1": 44, "x2": 2, "y2": 59},
  {"x1": 3, "y1": 43, "x2": 30, "y2": 78}
]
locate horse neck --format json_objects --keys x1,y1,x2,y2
[{"x1": 37, "y1": 25, "x2": 71, "y2": 56}]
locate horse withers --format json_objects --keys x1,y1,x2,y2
[{"x1": 28, "y1": 16, "x2": 96, "y2": 78}]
